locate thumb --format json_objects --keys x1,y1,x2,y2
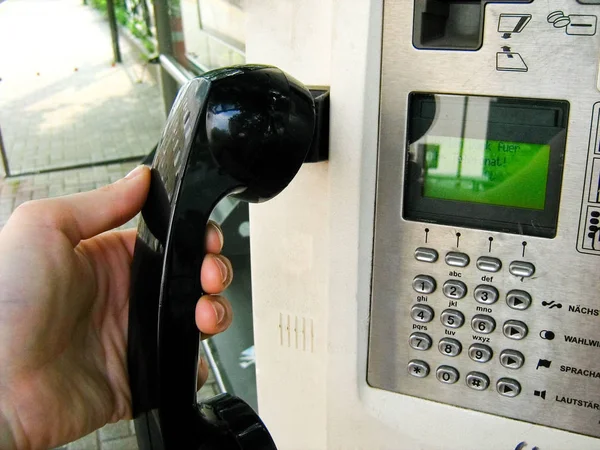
[{"x1": 10, "y1": 165, "x2": 151, "y2": 247}]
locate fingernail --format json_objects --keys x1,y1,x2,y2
[
  {"x1": 208, "y1": 221, "x2": 224, "y2": 250},
  {"x1": 125, "y1": 165, "x2": 145, "y2": 180},
  {"x1": 213, "y1": 301, "x2": 225, "y2": 324},
  {"x1": 213, "y1": 255, "x2": 229, "y2": 284}
]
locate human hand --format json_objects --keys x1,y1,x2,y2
[{"x1": 0, "y1": 166, "x2": 233, "y2": 449}]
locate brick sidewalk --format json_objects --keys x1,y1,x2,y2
[{"x1": 0, "y1": 0, "x2": 165, "y2": 175}]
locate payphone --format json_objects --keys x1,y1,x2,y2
[{"x1": 244, "y1": 0, "x2": 600, "y2": 449}]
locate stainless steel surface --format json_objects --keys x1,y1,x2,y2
[
  {"x1": 158, "y1": 54, "x2": 195, "y2": 86},
  {"x1": 368, "y1": 0, "x2": 600, "y2": 440}
]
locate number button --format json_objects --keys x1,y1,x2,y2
[
  {"x1": 442, "y1": 280, "x2": 467, "y2": 299},
  {"x1": 438, "y1": 337, "x2": 462, "y2": 357},
  {"x1": 411, "y1": 304, "x2": 434, "y2": 323},
  {"x1": 408, "y1": 360, "x2": 430, "y2": 378},
  {"x1": 412, "y1": 275, "x2": 436, "y2": 294},
  {"x1": 409, "y1": 332, "x2": 433, "y2": 351},
  {"x1": 436, "y1": 365, "x2": 460, "y2": 384},
  {"x1": 468, "y1": 343, "x2": 493, "y2": 363},
  {"x1": 440, "y1": 309, "x2": 465, "y2": 328},
  {"x1": 466, "y1": 372, "x2": 490, "y2": 391},
  {"x1": 503, "y1": 320, "x2": 528, "y2": 340},
  {"x1": 499, "y1": 349, "x2": 525, "y2": 369},
  {"x1": 471, "y1": 314, "x2": 496, "y2": 334},
  {"x1": 506, "y1": 290, "x2": 532, "y2": 311},
  {"x1": 474, "y1": 285, "x2": 499, "y2": 305}
]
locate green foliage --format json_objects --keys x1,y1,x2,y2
[{"x1": 88, "y1": 0, "x2": 156, "y2": 55}]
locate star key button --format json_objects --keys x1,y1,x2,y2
[{"x1": 408, "y1": 359, "x2": 430, "y2": 378}]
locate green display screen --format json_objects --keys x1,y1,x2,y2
[{"x1": 422, "y1": 136, "x2": 550, "y2": 210}]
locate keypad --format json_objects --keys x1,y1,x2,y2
[
  {"x1": 408, "y1": 360, "x2": 430, "y2": 378},
  {"x1": 445, "y1": 252, "x2": 470, "y2": 267},
  {"x1": 440, "y1": 309, "x2": 465, "y2": 328},
  {"x1": 468, "y1": 344, "x2": 493, "y2": 363},
  {"x1": 413, "y1": 275, "x2": 436, "y2": 294},
  {"x1": 409, "y1": 332, "x2": 432, "y2": 351},
  {"x1": 499, "y1": 349, "x2": 525, "y2": 369},
  {"x1": 415, "y1": 247, "x2": 439, "y2": 263},
  {"x1": 474, "y1": 285, "x2": 499, "y2": 305},
  {"x1": 466, "y1": 372, "x2": 490, "y2": 391},
  {"x1": 438, "y1": 338, "x2": 462, "y2": 357},
  {"x1": 436, "y1": 365, "x2": 460, "y2": 384},
  {"x1": 411, "y1": 304, "x2": 434, "y2": 323},
  {"x1": 443, "y1": 279, "x2": 467, "y2": 299},
  {"x1": 408, "y1": 248, "x2": 536, "y2": 398},
  {"x1": 506, "y1": 290, "x2": 532, "y2": 311},
  {"x1": 471, "y1": 314, "x2": 496, "y2": 334}
]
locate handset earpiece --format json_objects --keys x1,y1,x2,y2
[{"x1": 128, "y1": 65, "x2": 315, "y2": 449}]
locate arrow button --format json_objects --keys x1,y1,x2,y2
[
  {"x1": 497, "y1": 378, "x2": 521, "y2": 397},
  {"x1": 500, "y1": 349, "x2": 525, "y2": 369},
  {"x1": 506, "y1": 290, "x2": 532, "y2": 311},
  {"x1": 503, "y1": 320, "x2": 528, "y2": 340}
]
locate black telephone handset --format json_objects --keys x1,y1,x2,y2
[{"x1": 127, "y1": 65, "x2": 316, "y2": 449}]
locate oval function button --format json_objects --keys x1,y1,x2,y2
[
  {"x1": 436, "y1": 365, "x2": 460, "y2": 384},
  {"x1": 497, "y1": 378, "x2": 521, "y2": 397},
  {"x1": 408, "y1": 360, "x2": 430, "y2": 378},
  {"x1": 438, "y1": 337, "x2": 462, "y2": 357},
  {"x1": 468, "y1": 343, "x2": 493, "y2": 363},
  {"x1": 411, "y1": 304, "x2": 434, "y2": 323},
  {"x1": 474, "y1": 285, "x2": 499, "y2": 305},
  {"x1": 415, "y1": 247, "x2": 439, "y2": 263},
  {"x1": 466, "y1": 372, "x2": 490, "y2": 391},
  {"x1": 476, "y1": 256, "x2": 502, "y2": 273},
  {"x1": 443, "y1": 279, "x2": 467, "y2": 299},
  {"x1": 506, "y1": 290, "x2": 532, "y2": 311},
  {"x1": 499, "y1": 349, "x2": 525, "y2": 369},
  {"x1": 503, "y1": 320, "x2": 528, "y2": 340},
  {"x1": 409, "y1": 332, "x2": 433, "y2": 351},
  {"x1": 471, "y1": 314, "x2": 496, "y2": 334},
  {"x1": 445, "y1": 252, "x2": 470, "y2": 268},
  {"x1": 413, "y1": 275, "x2": 436, "y2": 294},
  {"x1": 440, "y1": 309, "x2": 465, "y2": 329},
  {"x1": 509, "y1": 261, "x2": 535, "y2": 278}
]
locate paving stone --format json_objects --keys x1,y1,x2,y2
[
  {"x1": 98, "y1": 421, "x2": 133, "y2": 441},
  {"x1": 100, "y1": 436, "x2": 138, "y2": 450},
  {"x1": 66, "y1": 432, "x2": 99, "y2": 450}
]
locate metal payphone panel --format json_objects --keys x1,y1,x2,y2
[{"x1": 368, "y1": 0, "x2": 600, "y2": 440}]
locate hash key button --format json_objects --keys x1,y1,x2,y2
[{"x1": 466, "y1": 372, "x2": 490, "y2": 391}]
